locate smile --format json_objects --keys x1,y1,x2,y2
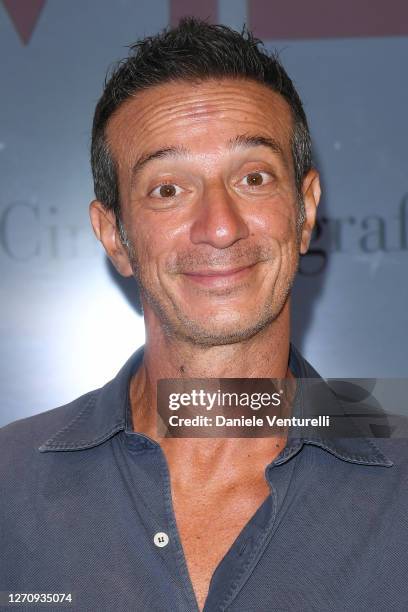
[{"x1": 181, "y1": 263, "x2": 257, "y2": 287}]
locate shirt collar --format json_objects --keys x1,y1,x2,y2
[
  {"x1": 281, "y1": 344, "x2": 393, "y2": 467},
  {"x1": 38, "y1": 346, "x2": 144, "y2": 453},
  {"x1": 38, "y1": 343, "x2": 393, "y2": 467}
]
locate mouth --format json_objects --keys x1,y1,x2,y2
[{"x1": 181, "y1": 263, "x2": 258, "y2": 287}]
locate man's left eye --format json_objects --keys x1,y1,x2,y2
[{"x1": 239, "y1": 171, "x2": 271, "y2": 187}]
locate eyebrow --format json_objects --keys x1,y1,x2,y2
[
  {"x1": 130, "y1": 133, "x2": 286, "y2": 184},
  {"x1": 131, "y1": 146, "x2": 188, "y2": 185},
  {"x1": 227, "y1": 134, "x2": 285, "y2": 159}
]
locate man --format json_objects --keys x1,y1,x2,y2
[{"x1": 1, "y1": 18, "x2": 407, "y2": 612}]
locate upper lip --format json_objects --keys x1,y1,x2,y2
[{"x1": 182, "y1": 263, "x2": 256, "y2": 276}]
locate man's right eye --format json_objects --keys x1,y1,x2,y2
[{"x1": 150, "y1": 183, "x2": 182, "y2": 198}]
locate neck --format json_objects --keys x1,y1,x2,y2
[{"x1": 130, "y1": 300, "x2": 292, "y2": 443}]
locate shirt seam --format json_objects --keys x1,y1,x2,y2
[
  {"x1": 39, "y1": 393, "x2": 97, "y2": 445},
  {"x1": 217, "y1": 488, "x2": 279, "y2": 611},
  {"x1": 39, "y1": 421, "x2": 125, "y2": 450}
]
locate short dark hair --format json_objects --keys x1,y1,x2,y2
[{"x1": 91, "y1": 18, "x2": 312, "y2": 221}]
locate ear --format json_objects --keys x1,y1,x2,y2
[
  {"x1": 299, "y1": 169, "x2": 321, "y2": 255},
  {"x1": 89, "y1": 200, "x2": 133, "y2": 277}
]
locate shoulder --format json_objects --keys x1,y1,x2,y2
[
  {"x1": 0, "y1": 389, "x2": 99, "y2": 470},
  {"x1": 0, "y1": 348, "x2": 142, "y2": 470}
]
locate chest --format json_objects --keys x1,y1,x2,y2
[{"x1": 171, "y1": 477, "x2": 271, "y2": 610}]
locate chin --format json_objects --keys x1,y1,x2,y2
[{"x1": 172, "y1": 311, "x2": 279, "y2": 347}]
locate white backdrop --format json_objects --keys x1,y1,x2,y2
[{"x1": 1, "y1": 0, "x2": 407, "y2": 427}]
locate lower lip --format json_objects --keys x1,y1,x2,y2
[{"x1": 182, "y1": 264, "x2": 256, "y2": 287}]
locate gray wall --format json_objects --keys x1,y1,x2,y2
[{"x1": 1, "y1": 0, "x2": 407, "y2": 427}]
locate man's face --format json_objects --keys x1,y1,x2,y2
[{"x1": 97, "y1": 78, "x2": 319, "y2": 345}]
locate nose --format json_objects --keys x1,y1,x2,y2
[{"x1": 190, "y1": 184, "x2": 249, "y2": 248}]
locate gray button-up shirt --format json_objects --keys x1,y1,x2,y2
[{"x1": 1, "y1": 345, "x2": 407, "y2": 611}]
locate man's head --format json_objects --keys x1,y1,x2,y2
[{"x1": 90, "y1": 18, "x2": 321, "y2": 346}]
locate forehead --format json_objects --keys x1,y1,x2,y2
[{"x1": 106, "y1": 78, "x2": 294, "y2": 166}]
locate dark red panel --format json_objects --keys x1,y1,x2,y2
[{"x1": 249, "y1": 0, "x2": 408, "y2": 39}]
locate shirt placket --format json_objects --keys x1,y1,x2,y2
[
  {"x1": 203, "y1": 446, "x2": 301, "y2": 611},
  {"x1": 121, "y1": 412, "x2": 303, "y2": 611}
]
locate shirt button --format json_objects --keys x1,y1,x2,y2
[{"x1": 154, "y1": 532, "x2": 169, "y2": 548}]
